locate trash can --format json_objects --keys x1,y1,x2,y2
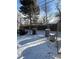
[
  {"x1": 45, "y1": 29, "x2": 50, "y2": 37},
  {"x1": 49, "y1": 33, "x2": 56, "y2": 42},
  {"x1": 32, "y1": 28, "x2": 36, "y2": 35}
]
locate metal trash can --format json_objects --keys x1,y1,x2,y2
[
  {"x1": 45, "y1": 29, "x2": 50, "y2": 37},
  {"x1": 49, "y1": 33, "x2": 56, "y2": 42}
]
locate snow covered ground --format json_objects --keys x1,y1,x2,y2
[{"x1": 17, "y1": 31, "x2": 61, "y2": 59}]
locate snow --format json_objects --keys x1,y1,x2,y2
[
  {"x1": 17, "y1": 31, "x2": 61, "y2": 59},
  {"x1": 49, "y1": 17, "x2": 60, "y2": 24}
]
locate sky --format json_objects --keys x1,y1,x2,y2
[
  {"x1": 17, "y1": 0, "x2": 21, "y2": 10},
  {"x1": 17, "y1": 0, "x2": 60, "y2": 17}
]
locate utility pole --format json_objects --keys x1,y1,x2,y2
[
  {"x1": 45, "y1": 0, "x2": 48, "y2": 25},
  {"x1": 56, "y1": 21, "x2": 59, "y2": 54}
]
